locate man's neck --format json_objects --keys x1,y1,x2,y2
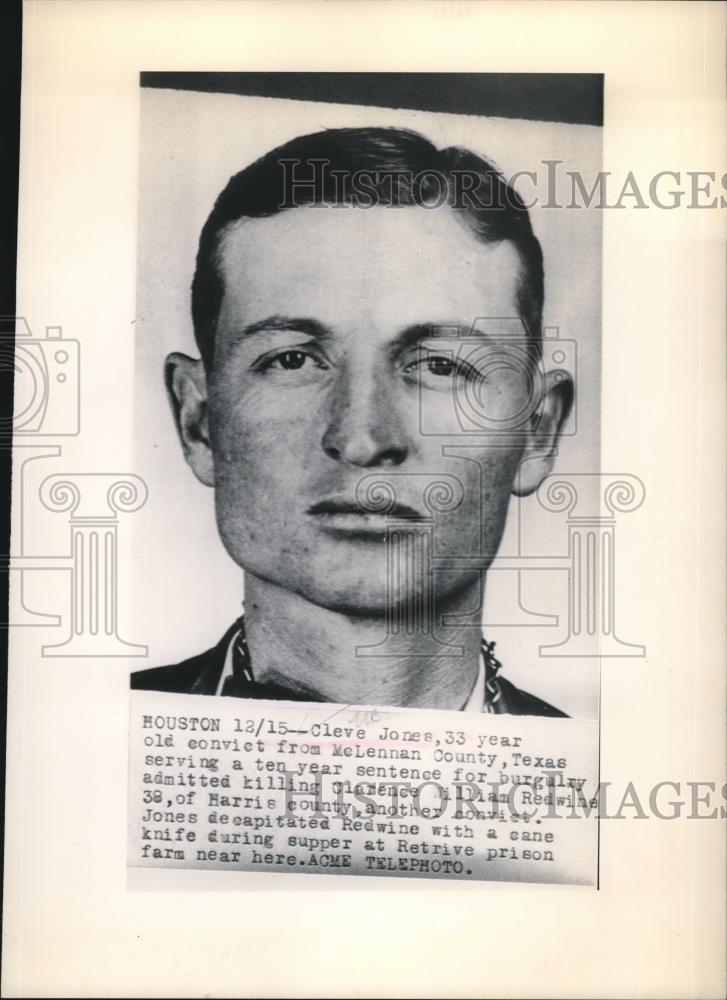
[{"x1": 241, "y1": 575, "x2": 485, "y2": 710}]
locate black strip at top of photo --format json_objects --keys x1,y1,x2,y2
[{"x1": 139, "y1": 72, "x2": 603, "y2": 127}]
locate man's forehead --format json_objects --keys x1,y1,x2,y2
[{"x1": 216, "y1": 205, "x2": 523, "y2": 329}]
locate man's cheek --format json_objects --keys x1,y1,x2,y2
[
  {"x1": 214, "y1": 417, "x2": 311, "y2": 506},
  {"x1": 213, "y1": 411, "x2": 297, "y2": 464},
  {"x1": 456, "y1": 455, "x2": 518, "y2": 536}
]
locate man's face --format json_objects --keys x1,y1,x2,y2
[{"x1": 173, "y1": 205, "x2": 565, "y2": 615}]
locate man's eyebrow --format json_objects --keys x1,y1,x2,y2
[
  {"x1": 239, "y1": 315, "x2": 332, "y2": 340},
  {"x1": 392, "y1": 323, "x2": 469, "y2": 350}
]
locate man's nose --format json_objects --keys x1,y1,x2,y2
[{"x1": 321, "y1": 365, "x2": 409, "y2": 468}]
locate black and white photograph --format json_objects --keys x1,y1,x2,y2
[
  {"x1": 131, "y1": 73, "x2": 603, "y2": 713},
  {"x1": 127, "y1": 72, "x2": 604, "y2": 884}
]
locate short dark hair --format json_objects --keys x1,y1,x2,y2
[{"x1": 191, "y1": 126, "x2": 544, "y2": 367}]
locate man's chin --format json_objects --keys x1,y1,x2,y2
[
  {"x1": 231, "y1": 541, "x2": 462, "y2": 617},
  {"x1": 303, "y1": 598, "x2": 437, "y2": 623},
  {"x1": 293, "y1": 579, "x2": 396, "y2": 619}
]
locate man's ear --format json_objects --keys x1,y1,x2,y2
[
  {"x1": 512, "y1": 369, "x2": 574, "y2": 497},
  {"x1": 164, "y1": 352, "x2": 215, "y2": 488}
]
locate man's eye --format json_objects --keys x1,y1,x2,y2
[
  {"x1": 273, "y1": 350, "x2": 309, "y2": 371},
  {"x1": 404, "y1": 354, "x2": 457, "y2": 377},
  {"x1": 425, "y1": 356, "x2": 455, "y2": 377},
  {"x1": 404, "y1": 353, "x2": 463, "y2": 388},
  {"x1": 256, "y1": 348, "x2": 329, "y2": 379}
]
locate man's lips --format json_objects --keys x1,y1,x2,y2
[{"x1": 307, "y1": 497, "x2": 424, "y2": 531}]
